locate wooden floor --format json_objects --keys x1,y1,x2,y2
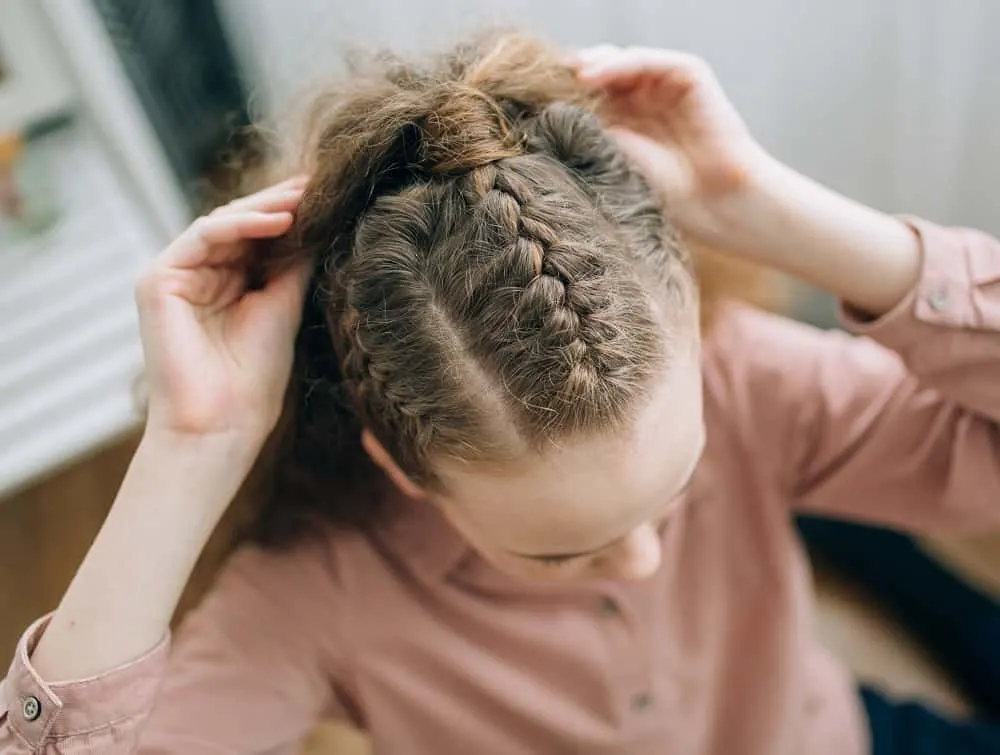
[
  {"x1": 1, "y1": 437, "x2": 998, "y2": 754},
  {"x1": 0, "y1": 434, "x2": 249, "y2": 656},
  {"x1": 0, "y1": 435, "x2": 368, "y2": 753}
]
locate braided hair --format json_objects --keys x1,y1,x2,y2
[{"x1": 251, "y1": 32, "x2": 696, "y2": 545}]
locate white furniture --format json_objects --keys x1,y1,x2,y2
[
  {"x1": 0, "y1": 127, "x2": 156, "y2": 496},
  {"x1": 0, "y1": 0, "x2": 76, "y2": 133},
  {"x1": 0, "y1": 3, "x2": 188, "y2": 498}
]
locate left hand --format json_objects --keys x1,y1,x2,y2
[
  {"x1": 575, "y1": 45, "x2": 921, "y2": 316},
  {"x1": 574, "y1": 46, "x2": 768, "y2": 245}
]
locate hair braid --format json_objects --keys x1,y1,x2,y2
[{"x1": 247, "y1": 31, "x2": 698, "y2": 544}]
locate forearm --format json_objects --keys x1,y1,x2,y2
[
  {"x1": 30, "y1": 432, "x2": 258, "y2": 681},
  {"x1": 711, "y1": 155, "x2": 922, "y2": 317}
]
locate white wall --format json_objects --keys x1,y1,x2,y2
[{"x1": 216, "y1": 0, "x2": 1000, "y2": 235}]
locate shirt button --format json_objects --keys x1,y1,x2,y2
[
  {"x1": 631, "y1": 691, "x2": 653, "y2": 711},
  {"x1": 927, "y1": 289, "x2": 949, "y2": 312},
  {"x1": 598, "y1": 596, "x2": 620, "y2": 616},
  {"x1": 22, "y1": 696, "x2": 41, "y2": 722}
]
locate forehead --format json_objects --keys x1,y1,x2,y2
[{"x1": 433, "y1": 345, "x2": 704, "y2": 555}]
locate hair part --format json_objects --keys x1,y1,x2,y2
[{"x1": 249, "y1": 31, "x2": 699, "y2": 546}]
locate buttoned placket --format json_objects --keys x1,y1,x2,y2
[{"x1": 590, "y1": 587, "x2": 659, "y2": 727}]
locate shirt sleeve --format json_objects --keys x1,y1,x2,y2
[
  {"x1": 1, "y1": 538, "x2": 353, "y2": 754},
  {"x1": 712, "y1": 217, "x2": 1000, "y2": 534},
  {"x1": 0, "y1": 617, "x2": 169, "y2": 754}
]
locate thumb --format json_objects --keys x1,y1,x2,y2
[
  {"x1": 607, "y1": 126, "x2": 659, "y2": 159},
  {"x1": 273, "y1": 255, "x2": 316, "y2": 305},
  {"x1": 242, "y1": 256, "x2": 316, "y2": 335},
  {"x1": 607, "y1": 126, "x2": 686, "y2": 198}
]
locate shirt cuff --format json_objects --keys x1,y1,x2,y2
[
  {"x1": 1, "y1": 614, "x2": 170, "y2": 748},
  {"x1": 838, "y1": 216, "x2": 1000, "y2": 350}
]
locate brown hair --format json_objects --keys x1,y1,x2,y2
[{"x1": 249, "y1": 32, "x2": 731, "y2": 546}]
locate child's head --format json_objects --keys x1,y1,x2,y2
[{"x1": 258, "y1": 32, "x2": 705, "y2": 582}]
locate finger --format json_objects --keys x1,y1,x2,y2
[
  {"x1": 606, "y1": 125, "x2": 656, "y2": 152},
  {"x1": 571, "y1": 45, "x2": 622, "y2": 69},
  {"x1": 214, "y1": 177, "x2": 306, "y2": 210},
  {"x1": 160, "y1": 265, "x2": 248, "y2": 311},
  {"x1": 576, "y1": 47, "x2": 704, "y2": 87},
  {"x1": 573, "y1": 47, "x2": 633, "y2": 88},
  {"x1": 241, "y1": 256, "x2": 315, "y2": 332},
  {"x1": 211, "y1": 175, "x2": 309, "y2": 212},
  {"x1": 253, "y1": 174, "x2": 309, "y2": 193},
  {"x1": 214, "y1": 188, "x2": 305, "y2": 216},
  {"x1": 606, "y1": 126, "x2": 686, "y2": 194},
  {"x1": 269, "y1": 256, "x2": 315, "y2": 310},
  {"x1": 162, "y1": 211, "x2": 294, "y2": 269}
]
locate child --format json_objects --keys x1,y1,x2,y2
[{"x1": 1, "y1": 34, "x2": 998, "y2": 755}]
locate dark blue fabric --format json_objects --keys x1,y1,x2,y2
[
  {"x1": 861, "y1": 687, "x2": 1000, "y2": 755},
  {"x1": 796, "y1": 516, "x2": 1000, "y2": 717}
]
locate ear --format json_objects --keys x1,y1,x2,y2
[{"x1": 361, "y1": 429, "x2": 427, "y2": 500}]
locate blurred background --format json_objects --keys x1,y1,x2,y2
[{"x1": 1, "y1": 2, "x2": 998, "y2": 753}]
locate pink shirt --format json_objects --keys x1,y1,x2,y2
[{"x1": 2, "y1": 217, "x2": 999, "y2": 755}]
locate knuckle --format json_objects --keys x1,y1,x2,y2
[
  {"x1": 190, "y1": 215, "x2": 212, "y2": 235},
  {"x1": 627, "y1": 45, "x2": 660, "y2": 60},
  {"x1": 683, "y1": 54, "x2": 712, "y2": 75}
]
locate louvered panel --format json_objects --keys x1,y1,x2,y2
[
  {"x1": 0, "y1": 373, "x2": 138, "y2": 495},
  {"x1": 0, "y1": 264, "x2": 135, "y2": 357},
  {"x1": 0, "y1": 303, "x2": 139, "y2": 411},
  {"x1": 0, "y1": 125, "x2": 164, "y2": 497}
]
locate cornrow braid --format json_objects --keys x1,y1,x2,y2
[
  {"x1": 249, "y1": 31, "x2": 696, "y2": 544},
  {"x1": 456, "y1": 157, "x2": 661, "y2": 435}
]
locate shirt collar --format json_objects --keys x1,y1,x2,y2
[{"x1": 374, "y1": 492, "x2": 471, "y2": 579}]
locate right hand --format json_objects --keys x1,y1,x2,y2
[{"x1": 135, "y1": 178, "x2": 312, "y2": 449}]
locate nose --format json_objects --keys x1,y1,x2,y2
[{"x1": 595, "y1": 523, "x2": 662, "y2": 581}]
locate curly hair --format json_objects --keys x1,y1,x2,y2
[{"x1": 248, "y1": 32, "x2": 719, "y2": 547}]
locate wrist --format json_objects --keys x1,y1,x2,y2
[
  {"x1": 696, "y1": 151, "x2": 791, "y2": 256},
  {"x1": 138, "y1": 425, "x2": 264, "y2": 473},
  {"x1": 669, "y1": 147, "x2": 785, "y2": 257},
  {"x1": 123, "y1": 428, "x2": 262, "y2": 525},
  {"x1": 32, "y1": 427, "x2": 262, "y2": 680},
  {"x1": 698, "y1": 154, "x2": 921, "y2": 315}
]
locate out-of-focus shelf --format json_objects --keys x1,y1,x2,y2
[{"x1": 0, "y1": 124, "x2": 163, "y2": 499}]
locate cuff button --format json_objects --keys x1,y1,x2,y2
[
  {"x1": 22, "y1": 696, "x2": 41, "y2": 722},
  {"x1": 927, "y1": 289, "x2": 949, "y2": 312}
]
